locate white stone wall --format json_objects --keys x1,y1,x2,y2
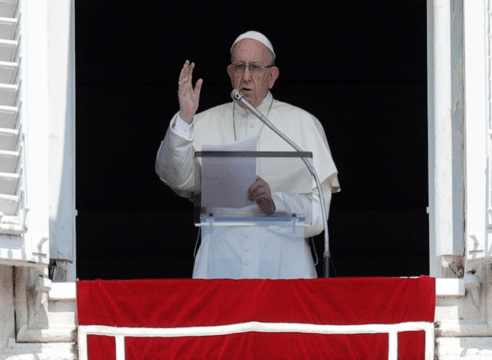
[
  {"x1": 0, "y1": 266, "x2": 15, "y2": 350},
  {"x1": 0, "y1": 268, "x2": 76, "y2": 359},
  {"x1": 436, "y1": 268, "x2": 492, "y2": 358},
  {"x1": 47, "y1": 0, "x2": 76, "y2": 282}
]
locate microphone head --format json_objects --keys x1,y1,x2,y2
[{"x1": 231, "y1": 89, "x2": 243, "y2": 102}]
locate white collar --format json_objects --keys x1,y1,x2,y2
[{"x1": 234, "y1": 91, "x2": 273, "y2": 116}]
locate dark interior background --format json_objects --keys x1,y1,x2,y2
[{"x1": 75, "y1": 0, "x2": 429, "y2": 280}]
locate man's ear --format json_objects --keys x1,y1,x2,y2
[
  {"x1": 227, "y1": 64, "x2": 233, "y2": 79},
  {"x1": 268, "y1": 67, "x2": 279, "y2": 89}
]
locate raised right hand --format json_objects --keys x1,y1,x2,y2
[{"x1": 178, "y1": 60, "x2": 203, "y2": 123}]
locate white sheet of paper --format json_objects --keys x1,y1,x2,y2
[{"x1": 201, "y1": 136, "x2": 257, "y2": 209}]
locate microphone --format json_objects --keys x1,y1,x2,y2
[{"x1": 231, "y1": 88, "x2": 242, "y2": 101}]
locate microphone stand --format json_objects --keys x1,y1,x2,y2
[{"x1": 231, "y1": 90, "x2": 333, "y2": 278}]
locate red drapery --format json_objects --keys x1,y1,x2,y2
[{"x1": 77, "y1": 277, "x2": 435, "y2": 360}]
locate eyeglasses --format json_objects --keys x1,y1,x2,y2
[{"x1": 230, "y1": 62, "x2": 274, "y2": 76}]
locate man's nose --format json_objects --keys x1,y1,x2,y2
[{"x1": 242, "y1": 66, "x2": 252, "y2": 81}]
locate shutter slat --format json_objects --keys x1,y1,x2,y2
[
  {"x1": 0, "y1": 39, "x2": 17, "y2": 61},
  {"x1": 0, "y1": 17, "x2": 17, "y2": 40},
  {"x1": 0, "y1": 128, "x2": 18, "y2": 150},
  {"x1": 0, "y1": 106, "x2": 18, "y2": 128},
  {"x1": 0, "y1": 0, "x2": 18, "y2": 19},
  {"x1": 0, "y1": 61, "x2": 17, "y2": 83},
  {"x1": 0, "y1": 149, "x2": 18, "y2": 173},
  {"x1": 0, "y1": 171, "x2": 18, "y2": 194},
  {"x1": 0, "y1": 83, "x2": 18, "y2": 106},
  {"x1": 0, "y1": 193, "x2": 18, "y2": 215}
]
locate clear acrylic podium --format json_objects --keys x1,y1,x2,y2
[
  {"x1": 195, "y1": 150, "x2": 313, "y2": 225},
  {"x1": 193, "y1": 151, "x2": 316, "y2": 278}
]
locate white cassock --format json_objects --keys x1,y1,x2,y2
[{"x1": 156, "y1": 92, "x2": 340, "y2": 279}]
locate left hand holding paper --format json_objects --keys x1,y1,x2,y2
[{"x1": 248, "y1": 176, "x2": 276, "y2": 215}]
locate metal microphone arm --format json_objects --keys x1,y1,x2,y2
[{"x1": 231, "y1": 90, "x2": 332, "y2": 278}]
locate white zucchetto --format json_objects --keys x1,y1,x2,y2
[{"x1": 230, "y1": 31, "x2": 276, "y2": 60}]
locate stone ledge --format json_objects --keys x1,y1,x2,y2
[
  {"x1": 439, "y1": 357, "x2": 492, "y2": 360},
  {"x1": 436, "y1": 324, "x2": 492, "y2": 338},
  {"x1": 16, "y1": 326, "x2": 75, "y2": 344},
  {"x1": 49, "y1": 283, "x2": 76, "y2": 301},
  {"x1": 0, "y1": 340, "x2": 75, "y2": 360},
  {"x1": 436, "y1": 278, "x2": 465, "y2": 298},
  {"x1": 437, "y1": 337, "x2": 492, "y2": 357}
]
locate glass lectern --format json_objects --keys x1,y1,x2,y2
[{"x1": 193, "y1": 151, "x2": 316, "y2": 278}]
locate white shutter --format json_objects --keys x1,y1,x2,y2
[
  {"x1": 0, "y1": 0, "x2": 51, "y2": 266},
  {"x1": 0, "y1": 0, "x2": 23, "y2": 234}
]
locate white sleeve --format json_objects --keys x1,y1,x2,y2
[
  {"x1": 272, "y1": 191, "x2": 331, "y2": 238},
  {"x1": 171, "y1": 113, "x2": 194, "y2": 141},
  {"x1": 155, "y1": 112, "x2": 200, "y2": 198}
]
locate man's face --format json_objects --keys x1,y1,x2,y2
[{"x1": 228, "y1": 39, "x2": 279, "y2": 107}]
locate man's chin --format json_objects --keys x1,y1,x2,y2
[{"x1": 242, "y1": 93, "x2": 258, "y2": 107}]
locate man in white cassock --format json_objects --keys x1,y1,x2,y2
[{"x1": 156, "y1": 31, "x2": 340, "y2": 279}]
